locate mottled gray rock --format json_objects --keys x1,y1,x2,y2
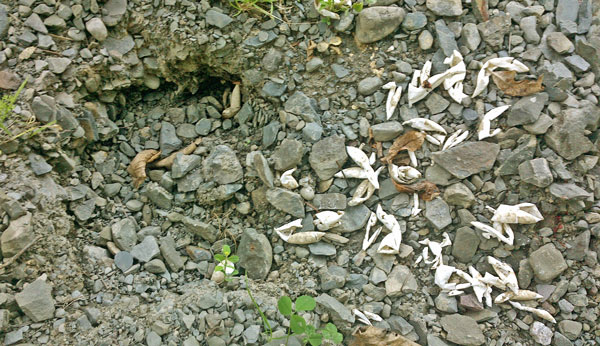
[
  {"x1": 145, "y1": 182, "x2": 173, "y2": 209},
  {"x1": 111, "y1": 218, "x2": 138, "y2": 251},
  {"x1": 553, "y1": 332, "x2": 573, "y2": 346},
  {"x1": 306, "y1": 57, "x2": 324, "y2": 73},
  {"x1": 539, "y1": 60, "x2": 573, "y2": 100},
  {"x1": 477, "y1": 14, "x2": 510, "y2": 48},
  {"x1": 355, "y1": 6, "x2": 406, "y2": 44},
  {"x1": 0, "y1": 5, "x2": 8, "y2": 39},
  {"x1": 518, "y1": 158, "x2": 553, "y2": 187},
  {"x1": 312, "y1": 193, "x2": 346, "y2": 210},
  {"x1": 545, "y1": 105, "x2": 598, "y2": 160},
  {"x1": 558, "y1": 320, "x2": 582, "y2": 340},
  {"x1": 103, "y1": 35, "x2": 135, "y2": 55},
  {"x1": 28, "y1": 153, "x2": 52, "y2": 176},
  {"x1": 385, "y1": 265, "x2": 418, "y2": 297},
  {"x1": 358, "y1": 76, "x2": 383, "y2": 96},
  {"x1": 271, "y1": 139, "x2": 304, "y2": 171},
  {"x1": 521, "y1": 16, "x2": 540, "y2": 43},
  {"x1": 431, "y1": 142, "x2": 499, "y2": 179},
  {"x1": 564, "y1": 55, "x2": 590, "y2": 73},
  {"x1": 47, "y1": 57, "x2": 71, "y2": 74},
  {"x1": 529, "y1": 243, "x2": 568, "y2": 282},
  {"x1": 203, "y1": 145, "x2": 243, "y2": 184},
  {"x1": 319, "y1": 266, "x2": 347, "y2": 290},
  {"x1": 425, "y1": 92, "x2": 450, "y2": 114},
  {"x1": 440, "y1": 314, "x2": 485, "y2": 345},
  {"x1": 315, "y1": 294, "x2": 354, "y2": 324},
  {"x1": 238, "y1": 228, "x2": 272, "y2": 280},
  {"x1": 452, "y1": 227, "x2": 480, "y2": 263},
  {"x1": 308, "y1": 242, "x2": 336, "y2": 256},
  {"x1": 114, "y1": 251, "x2": 133, "y2": 272},
  {"x1": 159, "y1": 236, "x2": 184, "y2": 272},
  {"x1": 172, "y1": 154, "x2": 202, "y2": 179},
  {"x1": 530, "y1": 321, "x2": 553, "y2": 345},
  {"x1": 0, "y1": 213, "x2": 33, "y2": 258},
  {"x1": 460, "y1": 23, "x2": 481, "y2": 51},
  {"x1": 566, "y1": 230, "x2": 590, "y2": 261},
  {"x1": 427, "y1": 0, "x2": 462, "y2": 16},
  {"x1": 419, "y1": 29, "x2": 434, "y2": 50},
  {"x1": 284, "y1": 91, "x2": 320, "y2": 124},
  {"x1": 333, "y1": 204, "x2": 371, "y2": 233},
  {"x1": 262, "y1": 81, "x2": 287, "y2": 97},
  {"x1": 31, "y1": 95, "x2": 55, "y2": 123},
  {"x1": 205, "y1": 9, "x2": 233, "y2": 28},
  {"x1": 252, "y1": 151, "x2": 274, "y2": 188},
  {"x1": 435, "y1": 292, "x2": 458, "y2": 313},
  {"x1": 308, "y1": 135, "x2": 347, "y2": 180},
  {"x1": 444, "y1": 183, "x2": 475, "y2": 208},
  {"x1": 425, "y1": 198, "x2": 452, "y2": 230},
  {"x1": 549, "y1": 183, "x2": 592, "y2": 200},
  {"x1": 435, "y1": 20, "x2": 459, "y2": 56},
  {"x1": 181, "y1": 217, "x2": 219, "y2": 243},
  {"x1": 556, "y1": 0, "x2": 578, "y2": 30},
  {"x1": 371, "y1": 121, "x2": 403, "y2": 141},
  {"x1": 266, "y1": 188, "x2": 305, "y2": 218},
  {"x1": 302, "y1": 122, "x2": 323, "y2": 142},
  {"x1": 86, "y1": 18, "x2": 108, "y2": 41},
  {"x1": 159, "y1": 122, "x2": 182, "y2": 156},
  {"x1": 145, "y1": 259, "x2": 167, "y2": 274},
  {"x1": 15, "y1": 279, "x2": 55, "y2": 322},
  {"x1": 102, "y1": 0, "x2": 127, "y2": 26},
  {"x1": 518, "y1": 259, "x2": 534, "y2": 289},
  {"x1": 507, "y1": 93, "x2": 548, "y2": 126},
  {"x1": 402, "y1": 12, "x2": 427, "y2": 30},
  {"x1": 496, "y1": 135, "x2": 537, "y2": 176},
  {"x1": 130, "y1": 236, "x2": 160, "y2": 263},
  {"x1": 547, "y1": 32, "x2": 574, "y2": 54},
  {"x1": 24, "y1": 13, "x2": 47, "y2": 34},
  {"x1": 523, "y1": 114, "x2": 553, "y2": 134}
]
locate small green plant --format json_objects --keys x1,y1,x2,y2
[
  {"x1": 0, "y1": 79, "x2": 55, "y2": 146},
  {"x1": 213, "y1": 244, "x2": 239, "y2": 282},
  {"x1": 277, "y1": 295, "x2": 343, "y2": 346},
  {"x1": 316, "y1": 0, "x2": 374, "y2": 23},
  {"x1": 228, "y1": 0, "x2": 276, "y2": 17}
]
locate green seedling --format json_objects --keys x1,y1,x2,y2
[
  {"x1": 229, "y1": 0, "x2": 276, "y2": 18},
  {"x1": 316, "y1": 0, "x2": 374, "y2": 24},
  {"x1": 277, "y1": 295, "x2": 343, "y2": 346},
  {"x1": 213, "y1": 244, "x2": 239, "y2": 282}
]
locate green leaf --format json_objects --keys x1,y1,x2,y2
[
  {"x1": 232, "y1": 270, "x2": 239, "y2": 276},
  {"x1": 290, "y1": 314, "x2": 306, "y2": 334},
  {"x1": 214, "y1": 254, "x2": 225, "y2": 262},
  {"x1": 332, "y1": 332, "x2": 343, "y2": 343},
  {"x1": 307, "y1": 332, "x2": 323, "y2": 346},
  {"x1": 229, "y1": 255, "x2": 239, "y2": 263},
  {"x1": 295, "y1": 296, "x2": 316, "y2": 311},
  {"x1": 352, "y1": 2, "x2": 363, "y2": 12},
  {"x1": 222, "y1": 245, "x2": 231, "y2": 256},
  {"x1": 277, "y1": 296, "x2": 292, "y2": 316},
  {"x1": 214, "y1": 265, "x2": 224, "y2": 272}
]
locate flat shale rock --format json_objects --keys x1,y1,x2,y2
[
  {"x1": 15, "y1": 279, "x2": 55, "y2": 322},
  {"x1": 440, "y1": 314, "x2": 485, "y2": 345},
  {"x1": 355, "y1": 7, "x2": 406, "y2": 44},
  {"x1": 529, "y1": 243, "x2": 568, "y2": 282},
  {"x1": 431, "y1": 142, "x2": 500, "y2": 179},
  {"x1": 308, "y1": 135, "x2": 347, "y2": 180}
]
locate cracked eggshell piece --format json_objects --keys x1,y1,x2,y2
[
  {"x1": 347, "y1": 146, "x2": 379, "y2": 189},
  {"x1": 509, "y1": 301, "x2": 556, "y2": 323},
  {"x1": 348, "y1": 179, "x2": 375, "y2": 207},
  {"x1": 478, "y1": 105, "x2": 510, "y2": 140},
  {"x1": 323, "y1": 233, "x2": 349, "y2": 244},
  {"x1": 334, "y1": 167, "x2": 369, "y2": 179},
  {"x1": 362, "y1": 212, "x2": 380, "y2": 251},
  {"x1": 274, "y1": 219, "x2": 304, "y2": 233},
  {"x1": 488, "y1": 256, "x2": 520, "y2": 293},
  {"x1": 434, "y1": 264, "x2": 458, "y2": 290},
  {"x1": 403, "y1": 118, "x2": 447, "y2": 134},
  {"x1": 376, "y1": 204, "x2": 401, "y2": 234},
  {"x1": 471, "y1": 221, "x2": 514, "y2": 245},
  {"x1": 411, "y1": 193, "x2": 422, "y2": 216},
  {"x1": 389, "y1": 165, "x2": 421, "y2": 184},
  {"x1": 472, "y1": 57, "x2": 529, "y2": 97},
  {"x1": 494, "y1": 290, "x2": 543, "y2": 304},
  {"x1": 443, "y1": 129, "x2": 469, "y2": 150},
  {"x1": 491, "y1": 203, "x2": 543, "y2": 224},
  {"x1": 278, "y1": 231, "x2": 326, "y2": 244},
  {"x1": 280, "y1": 168, "x2": 299, "y2": 189},
  {"x1": 377, "y1": 231, "x2": 402, "y2": 254},
  {"x1": 353, "y1": 309, "x2": 373, "y2": 326},
  {"x1": 314, "y1": 211, "x2": 344, "y2": 231}
]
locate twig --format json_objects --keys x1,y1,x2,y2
[
  {"x1": 0, "y1": 235, "x2": 40, "y2": 269},
  {"x1": 48, "y1": 33, "x2": 74, "y2": 41}
]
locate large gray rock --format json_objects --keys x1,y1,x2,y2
[
  {"x1": 518, "y1": 158, "x2": 553, "y2": 187},
  {"x1": 355, "y1": 6, "x2": 406, "y2": 44},
  {"x1": 495, "y1": 135, "x2": 537, "y2": 176},
  {"x1": 86, "y1": 17, "x2": 108, "y2": 41},
  {"x1": 529, "y1": 243, "x2": 568, "y2": 282},
  {"x1": 308, "y1": 135, "x2": 347, "y2": 180},
  {"x1": 145, "y1": 182, "x2": 173, "y2": 209},
  {"x1": 452, "y1": 227, "x2": 480, "y2": 263},
  {"x1": 358, "y1": 76, "x2": 383, "y2": 96},
  {"x1": 371, "y1": 121, "x2": 403, "y2": 141},
  {"x1": 111, "y1": 218, "x2": 138, "y2": 251},
  {"x1": 435, "y1": 20, "x2": 459, "y2": 56},
  {"x1": 333, "y1": 204, "x2": 371, "y2": 233},
  {"x1": 427, "y1": 0, "x2": 462, "y2": 16},
  {"x1": 203, "y1": 145, "x2": 243, "y2": 184},
  {"x1": 477, "y1": 14, "x2": 511, "y2": 48},
  {"x1": 530, "y1": 321, "x2": 553, "y2": 345},
  {"x1": 431, "y1": 142, "x2": 499, "y2": 179},
  {"x1": 266, "y1": 188, "x2": 305, "y2": 218},
  {"x1": 181, "y1": 217, "x2": 219, "y2": 243},
  {"x1": 566, "y1": 230, "x2": 590, "y2": 261},
  {"x1": 251, "y1": 151, "x2": 274, "y2": 188},
  {"x1": 172, "y1": 154, "x2": 202, "y2": 179},
  {"x1": 545, "y1": 104, "x2": 599, "y2": 160},
  {"x1": 444, "y1": 183, "x2": 475, "y2": 208},
  {"x1": 102, "y1": 0, "x2": 127, "y2": 26},
  {"x1": 385, "y1": 265, "x2": 418, "y2": 297},
  {"x1": 0, "y1": 213, "x2": 34, "y2": 258},
  {"x1": 549, "y1": 183, "x2": 592, "y2": 200},
  {"x1": 15, "y1": 279, "x2": 55, "y2": 322},
  {"x1": 315, "y1": 294, "x2": 354, "y2": 324},
  {"x1": 205, "y1": 9, "x2": 233, "y2": 29},
  {"x1": 238, "y1": 228, "x2": 272, "y2": 280},
  {"x1": 0, "y1": 5, "x2": 9, "y2": 39},
  {"x1": 284, "y1": 91, "x2": 320, "y2": 124},
  {"x1": 440, "y1": 314, "x2": 485, "y2": 345},
  {"x1": 507, "y1": 93, "x2": 548, "y2": 126},
  {"x1": 159, "y1": 236, "x2": 184, "y2": 272},
  {"x1": 159, "y1": 122, "x2": 182, "y2": 156},
  {"x1": 24, "y1": 13, "x2": 48, "y2": 34},
  {"x1": 130, "y1": 236, "x2": 160, "y2": 263},
  {"x1": 425, "y1": 198, "x2": 452, "y2": 230},
  {"x1": 271, "y1": 139, "x2": 304, "y2": 171}
]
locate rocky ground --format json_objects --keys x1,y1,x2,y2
[{"x1": 0, "y1": 0, "x2": 600, "y2": 345}]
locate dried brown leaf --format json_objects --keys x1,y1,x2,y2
[
  {"x1": 307, "y1": 40, "x2": 317, "y2": 61},
  {"x1": 381, "y1": 131, "x2": 425, "y2": 164},
  {"x1": 127, "y1": 150, "x2": 161, "y2": 189},
  {"x1": 350, "y1": 326, "x2": 420, "y2": 346},
  {"x1": 153, "y1": 138, "x2": 202, "y2": 168},
  {"x1": 391, "y1": 180, "x2": 440, "y2": 201},
  {"x1": 491, "y1": 71, "x2": 544, "y2": 96}
]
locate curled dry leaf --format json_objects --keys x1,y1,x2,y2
[
  {"x1": 381, "y1": 131, "x2": 426, "y2": 164},
  {"x1": 350, "y1": 326, "x2": 421, "y2": 346},
  {"x1": 153, "y1": 138, "x2": 202, "y2": 168},
  {"x1": 491, "y1": 71, "x2": 544, "y2": 97},
  {"x1": 127, "y1": 149, "x2": 161, "y2": 188},
  {"x1": 391, "y1": 180, "x2": 440, "y2": 201}
]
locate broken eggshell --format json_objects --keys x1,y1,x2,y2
[
  {"x1": 471, "y1": 221, "x2": 514, "y2": 245},
  {"x1": 509, "y1": 301, "x2": 556, "y2": 323},
  {"x1": 472, "y1": 57, "x2": 529, "y2": 98},
  {"x1": 383, "y1": 81, "x2": 402, "y2": 120},
  {"x1": 494, "y1": 290, "x2": 543, "y2": 304},
  {"x1": 403, "y1": 118, "x2": 447, "y2": 134},
  {"x1": 389, "y1": 165, "x2": 421, "y2": 184},
  {"x1": 362, "y1": 212, "x2": 380, "y2": 251},
  {"x1": 347, "y1": 146, "x2": 379, "y2": 189},
  {"x1": 491, "y1": 203, "x2": 543, "y2": 224},
  {"x1": 478, "y1": 105, "x2": 510, "y2": 140},
  {"x1": 280, "y1": 168, "x2": 299, "y2": 189},
  {"x1": 313, "y1": 211, "x2": 344, "y2": 231},
  {"x1": 488, "y1": 256, "x2": 519, "y2": 293}
]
